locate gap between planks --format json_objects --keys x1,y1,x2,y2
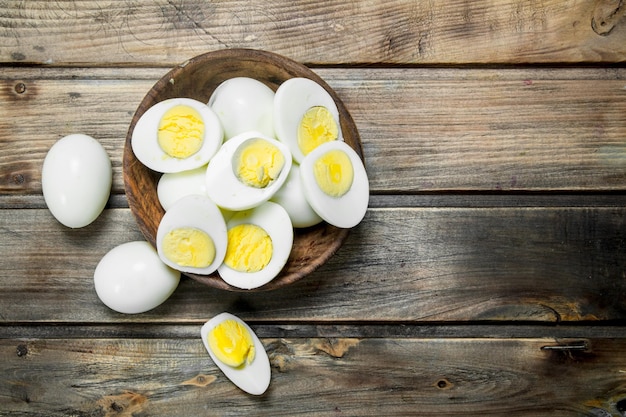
[
  {"x1": 2, "y1": 193, "x2": 626, "y2": 210},
  {"x1": 2, "y1": 322, "x2": 626, "y2": 339}
]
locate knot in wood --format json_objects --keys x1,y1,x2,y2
[
  {"x1": 14, "y1": 83, "x2": 26, "y2": 94},
  {"x1": 16, "y1": 344, "x2": 28, "y2": 357}
]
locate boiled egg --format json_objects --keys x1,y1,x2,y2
[
  {"x1": 208, "y1": 77, "x2": 275, "y2": 140},
  {"x1": 157, "y1": 165, "x2": 208, "y2": 211},
  {"x1": 274, "y1": 77, "x2": 343, "y2": 164},
  {"x1": 201, "y1": 312, "x2": 270, "y2": 395},
  {"x1": 300, "y1": 140, "x2": 369, "y2": 228},
  {"x1": 156, "y1": 194, "x2": 227, "y2": 275},
  {"x1": 42, "y1": 133, "x2": 112, "y2": 228},
  {"x1": 131, "y1": 98, "x2": 223, "y2": 173},
  {"x1": 217, "y1": 201, "x2": 293, "y2": 290},
  {"x1": 94, "y1": 241, "x2": 181, "y2": 314},
  {"x1": 205, "y1": 131, "x2": 292, "y2": 211},
  {"x1": 270, "y1": 164, "x2": 322, "y2": 228}
]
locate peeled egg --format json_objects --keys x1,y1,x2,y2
[
  {"x1": 208, "y1": 77, "x2": 275, "y2": 140},
  {"x1": 300, "y1": 140, "x2": 369, "y2": 229},
  {"x1": 205, "y1": 131, "x2": 292, "y2": 211},
  {"x1": 270, "y1": 164, "x2": 322, "y2": 228},
  {"x1": 274, "y1": 77, "x2": 343, "y2": 164},
  {"x1": 42, "y1": 133, "x2": 112, "y2": 228},
  {"x1": 201, "y1": 312, "x2": 270, "y2": 395},
  {"x1": 157, "y1": 165, "x2": 208, "y2": 211},
  {"x1": 218, "y1": 201, "x2": 293, "y2": 290},
  {"x1": 156, "y1": 195, "x2": 227, "y2": 275},
  {"x1": 94, "y1": 241, "x2": 181, "y2": 314},
  {"x1": 131, "y1": 98, "x2": 223, "y2": 173}
]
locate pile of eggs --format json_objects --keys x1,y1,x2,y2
[
  {"x1": 130, "y1": 76, "x2": 369, "y2": 291},
  {"x1": 41, "y1": 76, "x2": 369, "y2": 306},
  {"x1": 41, "y1": 74, "x2": 368, "y2": 396}
]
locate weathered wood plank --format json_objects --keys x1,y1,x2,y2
[
  {"x1": 2, "y1": 67, "x2": 625, "y2": 195},
  {"x1": 1, "y1": 337, "x2": 625, "y2": 416},
  {"x1": 1, "y1": 1, "x2": 625, "y2": 65},
  {"x1": 1, "y1": 207, "x2": 624, "y2": 323}
]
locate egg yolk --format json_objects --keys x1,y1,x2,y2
[
  {"x1": 233, "y1": 138, "x2": 285, "y2": 188},
  {"x1": 313, "y1": 149, "x2": 354, "y2": 198},
  {"x1": 297, "y1": 106, "x2": 338, "y2": 156},
  {"x1": 161, "y1": 227, "x2": 215, "y2": 268},
  {"x1": 208, "y1": 319, "x2": 256, "y2": 368},
  {"x1": 158, "y1": 105, "x2": 205, "y2": 159},
  {"x1": 224, "y1": 224, "x2": 272, "y2": 273}
]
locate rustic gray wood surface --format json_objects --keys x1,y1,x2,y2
[{"x1": 1, "y1": 1, "x2": 626, "y2": 415}]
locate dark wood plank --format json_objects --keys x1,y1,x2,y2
[
  {"x1": 2, "y1": 67, "x2": 625, "y2": 196},
  {"x1": 1, "y1": 1, "x2": 625, "y2": 65},
  {"x1": 2, "y1": 336, "x2": 626, "y2": 416},
  {"x1": 1, "y1": 207, "x2": 624, "y2": 323}
]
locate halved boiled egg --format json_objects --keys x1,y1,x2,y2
[
  {"x1": 156, "y1": 194, "x2": 227, "y2": 275},
  {"x1": 205, "y1": 131, "x2": 292, "y2": 211},
  {"x1": 208, "y1": 77, "x2": 275, "y2": 140},
  {"x1": 300, "y1": 140, "x2": 369, "y2": 229},
  {"x1": 201, "y1": 312, "x2": 270, "y2": 395},
  {"x1": 131, "y1": 98, "x2": 223, "y2": 173},
  {"x1": 270, "y1": 164, "x2": 322, "y2": 228},
  {"x1": 274, "y1": 77, "x2": 343, "y2": 164},
  {"x1": 217, "y1": 201, "x2": 293, "y2": 290}
]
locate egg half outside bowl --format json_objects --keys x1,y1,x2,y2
[{"x1": 123, "y1": 49, "x2": 365, "y2": 291}]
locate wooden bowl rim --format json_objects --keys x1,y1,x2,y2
[{"x1": 123, "y1": 48, "x2": 362, "y2": 291}]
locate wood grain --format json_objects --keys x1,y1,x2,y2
[
  {"x1": 1, "y1": 2, "x2": 626, "y2": 414},
  {"x1": 0, "y1": 0, "x2": 625, "y2": 65},
  {"x1": 1, "y1": 207, "x2": 624, "y2": 323},
  {"x1": 2, "y1": 337, "x2": 626, "y2": 416},
  {"x1": 2, "y1": 67, "x2": 625, "y2": 198}
]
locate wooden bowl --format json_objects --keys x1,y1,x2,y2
[{"x1": 123, "y1": 49, "x2": 363, "y2": 291}]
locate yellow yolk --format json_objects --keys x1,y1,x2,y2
[
  {"x1": 224, "y1": 224, "x2": 272, "y2": 273},
  {"x1": 233, "y1": 138, "x2": 285, "y2": 188},
  {"x1": 297, "y1": 106, "x2": 339, "y2": 156},
  {"x1": 158, "y1": 105, "x2": 205, "y2": 159},
  {"x1": 313, "y1": 149, "x2": 354, "y2": 198},
  {"x1": 208, "y1": 319, "x2": 256, "y2": 368},
  {"x1": 161, "y1": 227, "x2": 215, "y2": 268}
]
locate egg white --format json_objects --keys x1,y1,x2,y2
[
  {"x1": 300, "y1": 140, "x2": 369, "y2": 229},
  {"x1": 205, "y1": 131, "x2": 292, "y2": 211},
  {"x1": 131, "y1": 98, "x2": 223, "y2": 173},
  {"x1": 273, "y1": 77, "x2": 343, "y2": 164},
  {"x1": 157, "y1": 165, "x2": 208, "y2": 211},
  {"x1": 217, "y1": 201, "x2": 293, "y2": 290},
  {"x1": 270, "y1": 164, "x2": 322, "y2": 228},
  {"x1": 200, "y1": 312, "x2": 271, "y2": 395},
  {"x1": 156, "y1": 194, "x2": 227, "y2": 275},
  {"x1": 208, "y1": 77, "x2": 275, "y2": 140},
  {"x1": 94, "y1": 241, "x2": 181, "y2": 314}
]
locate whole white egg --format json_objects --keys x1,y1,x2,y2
[
  {"x1": 94, "y1": 241, "x2": 181, "y2": 314},
  {"x1": 42, "y1": 133, "x2": 112, "y2": 228},
  {"x1": 131, "y1": 98, "x2": 223, "y2": 173},
  {"x1": 208, "y1": 77, "x2": 275, "y2": 140},
  {"x1": 300, "y1": 140, "x2": 369, "y2": 229},
  {"x1": 205, "y1": 131, "x2": 292, "y2": 211},
  {"x1": 156, "y1": 195, "x2": 228, "y2": 275},
  {"x1": 270, "y1": 164, "x2": 322, "y2": 228},
  {"x1": 201, "y1": 312, "x2": 271, "y2": 395},
  {"x1": 157, "y1": 165, "x2": 208, "y2": 211},
  {"x1": 274, "y1": 77, "x2": 343, "y2": 164},
  {"x1": 218, "y1": 201, "x2": 293, "y2": 290}
]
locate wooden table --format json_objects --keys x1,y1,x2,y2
[{"x1": 1, "y1": 1, "x2": 626, "y2": 415}]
